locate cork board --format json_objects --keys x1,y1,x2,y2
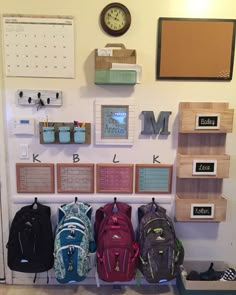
[
  {"x1": 157, "y1": 18, "x2": 236, "y2": 80},
  {"x1": 96, "y1": 164, "x2": 134, "y2": 193},
  {"x1": 16, "y1": 163, "x2": 54, "y2": 193},
  {"x1": 135, "y1": 164, "x2": 173, "y2": 193},
  {"x1": 57, "y1": 163, "x2": 94, "y2": 193}
]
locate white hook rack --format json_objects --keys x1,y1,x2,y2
[{"x1": 17, "y1": 89, "x2": 63, "y2": 107}]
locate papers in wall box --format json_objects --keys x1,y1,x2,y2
[
  {"x1": 95, "y1": 43, "x2": 136, "y2": 70},
  {"x1": 177, "y1": 260, "x2": 236, "y2": 295},
  {"x1": 94, "y1": 70, "x2": 136, "y2": 85}
]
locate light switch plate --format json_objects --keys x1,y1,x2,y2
[{"x1": 19, "y1": 144, "x2": 29, "y2": 159}]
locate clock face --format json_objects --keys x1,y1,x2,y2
[
  {"x1": 104, "y1": 7, "x2": 127, "y2": 31},
  {"x1": 100, "y1": 3, "x2": 131, "y2": 36}
]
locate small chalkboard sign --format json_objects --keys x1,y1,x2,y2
[
  {"x1": 192, "y1": 160, "x2": 217, "y2": 176},
  {"x1": 191, "y1": 203, "x2": 215, "y2": 219},
  {"x1": 195, "y1": 113, "x2": 220, "y2": 129}
]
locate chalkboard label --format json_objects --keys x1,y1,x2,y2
[
  {"x1": 192, "y1": 160, "x2": 217, "y2": 176},
  {"x1": 191, "y1": 204, "x2": 215, "y2": 219},
  {"x1": 195, "y1": 113, "x2": 220, "y2": 129}
]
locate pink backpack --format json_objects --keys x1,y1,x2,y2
[{"x1": 94, "y1": 201, "x2": 139, "y2": 282}]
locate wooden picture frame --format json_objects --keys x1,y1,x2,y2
[
  {"x1": 96, "y1": 163, "x2": 134, "y2": 193},
  {"x1": 16, "y1": 163, "x2": 54, "y2": 193},
  {"x1": 135, "y1": 164, "x2": 173, "y2": 193},
  {"x1": 57, "y1": 163, "x2": 94, "y2": 193},
  {"x1": 157, "y1": 18, "x2": 236, "y2": 80},
  {"x1": 95, "y1": 99, "x2": 135, "y2": 145}
]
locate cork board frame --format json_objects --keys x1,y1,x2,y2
[
  {"x1": 16, "y1": 163, "x2": 54, "y2": 193},
  {"x1": 156, "y1": 18, "x2": 236, "y2": 80},
  {"x1": 57, "y1": 163, "x2": 94, "y2": 193},
  {"x1": 135, "y1": 164, "x2": 173, "y2": 194},
  {"x1": 96, "y1": 163, "x2": 134, "y2": 193}
]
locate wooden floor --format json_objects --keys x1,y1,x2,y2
[{"x1": 0, "y1": 284, "x2": 180, "y2": 295}]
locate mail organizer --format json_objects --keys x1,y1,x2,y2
[
  {"x1": 175, "y1": 102, "x2": 234, "y2": 222},
  {"x1": 177, "y1": 154, "x2": 230, "y2": 178},
  {"x1": 94, "y1": 43, "x2": 138, "y2": 85},
  {"x1": 175, "y1": 194, "x2": 227, "y2": 222},
  {"x1": 39, "y1": 122, "x2": 91, "y2": 144}
]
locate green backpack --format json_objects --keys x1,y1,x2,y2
[{"x1": 54, "y1": 201, "x2": 96, "y2": 283}]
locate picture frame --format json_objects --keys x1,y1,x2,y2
[
  {"x1": 96, "y1": 163, "x2": 134, "y2": 193},
  {"x1": 16, "y1": 163, "x2": 55, "y2": 193},
  {"x1": 195, "y1": 113, "x2": 220, "y2": 130},
  {"x1": 192, "y1": 160, "x2": 217, "y2": 176},
  {"x1": 95, "y1": 99, "x2": 135, "y2": 145},
  {"x1": 156, "y1": 18, "x2": 236, "y2": 80},
  {"x1": 135, "y1": 164, "x2": 173, "y2": 193},
  {"x1": 191, "y1": 203, "x2": 215, "y2": 219},
  {"x1": 57, "y1": 163, "x2": 94, "y2": 193}
]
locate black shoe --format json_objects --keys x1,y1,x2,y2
[
  {"x1": 200, "y1": 262, "x2": 224, "y2": 281},
  {"x1": 186, "y1": 270, "x2": 201, "y2": 281}
]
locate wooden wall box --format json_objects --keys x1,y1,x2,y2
[
  {"x1": 177, "y1": 154, "x2": 230, "y2": 178},
  {"x1": 176, "y1": 102, "x2": 233, "y2": 222},
  {"x1": 177, "y1": 261, "x2": 236, "y2": 294},
  {"x1": 179, "y1": 107, "x2": 234, "y2": 133},
  {"x1": 175, "y1": 195, "x2": 227, "y2": 222}
]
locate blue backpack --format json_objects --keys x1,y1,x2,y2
[{"x1": 54, "y1": 201, "x2": 96, "y2": 283}]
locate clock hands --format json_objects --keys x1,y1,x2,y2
[{"x1": 107, "y1": 11, "x2": 120, "y2": 22}]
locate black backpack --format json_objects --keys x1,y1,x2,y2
[
  {"x1": 137, "y1": 201, "x2": 184, "y2": 283},
  {"x1": 6, "y1": 200, "x2": 54, "y2": 275}
]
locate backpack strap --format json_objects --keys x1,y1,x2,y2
[
  {"x1": 94, "y1": 207, "x2": 105, "y2": 241},
  {"x1": 138, "y1": 201, "x2": 166, "y2": 222},
  {"x1": 58, "y1": 201, "x2": 92, "y2": 221},
  {"x1": 103, "y1": 202, "x2": 132, "y2": 218},
  {"x1": 94, "y1": 202, "x2": 132, "y2": 241}
]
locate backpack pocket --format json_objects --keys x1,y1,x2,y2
[
  {"x1": 140, "y1": 243, "x2": 176, "y2": 283},
  {"x1": 54, "y1": 245, "x2": 89, "y2": 283},
  {"x1": 97, "y1": 242, "x2": 139, "y2": 282}
]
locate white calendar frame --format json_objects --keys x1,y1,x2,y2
[{"x1": 3, "y1": 14, "x2": 75, "y2": 78}]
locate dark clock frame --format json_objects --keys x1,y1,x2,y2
[{"x1": 100, "y1": 2, "x2": 131, "y2": 37}]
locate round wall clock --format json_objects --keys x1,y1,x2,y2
[{"x1": 100, "y1": 2, "x2": 131, "y2": 37}]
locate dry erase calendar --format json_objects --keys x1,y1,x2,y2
[{"x1": 3, "y1": 15, "x2": 75, "y2": 78}]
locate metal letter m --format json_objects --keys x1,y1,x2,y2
[{"x1": 141, "y1": 111, "x2": 171, "y2": 135}]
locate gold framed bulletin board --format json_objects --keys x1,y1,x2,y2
[
  {"x1": 16, "y1": 163, "x2": 55, "y2": 193},
  {"x1": 96, "y1": 163, "x2": 134, "y2": 193},
  {"x1": 135, "y1": 164, "x2": 173, "y2": 194},
  {"x1": 57, "y1": 163, "x2": 94, "y2": 193},
  {"x1": 156, "y1": 18, "x2": 236, "y2": 80}
]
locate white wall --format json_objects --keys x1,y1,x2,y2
[{"x1": 0, "y1": 0, "x2": 236, "y2": 284}]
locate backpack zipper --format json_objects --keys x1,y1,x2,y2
[
  {"x1": 148, "y1": 252, "x2": 154, "y2": 279},
  {"x1": 18, "y1": 232, "x2": 24, "y2": 255},
  {"x1": 55, "y1": 227, "x2": 85, "y2": 240},
  {"x1": 55, "y1": 244, "x2": 86, "y2": 256},
  {"x1": 58, "y1": 221, "x2": 85, "y2": 230}
]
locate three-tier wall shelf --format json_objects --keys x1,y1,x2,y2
[{"x1": 175, "y1": 102, "x2": 234, "y2": 222}]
